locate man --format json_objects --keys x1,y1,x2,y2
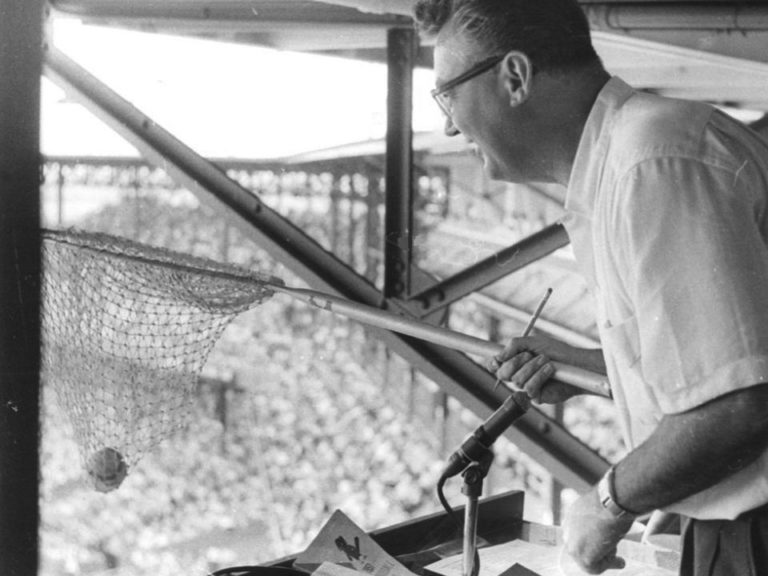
[{"x1": 412, "y1": 1, "x2": 768, "y2": 574}]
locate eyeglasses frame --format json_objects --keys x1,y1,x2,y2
[{"x1": 430, "y1": 53, "x2": 507, "y2": 117}]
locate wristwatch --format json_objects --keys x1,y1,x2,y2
[{"x1": 597, "y1": 466, "x2": 635, "y2": 518}]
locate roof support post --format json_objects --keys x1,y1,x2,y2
[
  {"x1": 0, "y1": 1, "x2": 44, "y2": 574},
  {"x1": 384, "y1": 27, "x2": 416, "y2": 299}
]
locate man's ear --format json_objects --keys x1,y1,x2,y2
[{"x1": 500, "y1": 51, "x2": 533, "y2": 106}]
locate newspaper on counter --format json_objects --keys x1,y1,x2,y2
[
  {"x1": 424, "y1": 539, "x2": 676, "y2": 576},
  {"x1": 312, "y1": 561, "x2": 376, "y2": 576},
  {"x1": 295, "y1": 509, "x2": 419, "y2": 576},
  {"x1": 424, "y1": 540, "x2": 554, "y2": 576}
]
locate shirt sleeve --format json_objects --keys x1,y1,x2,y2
[{"x1": 612, "y1": 154, "x2": 768, "y2": 414}]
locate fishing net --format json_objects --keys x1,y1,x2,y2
[{"x1": 41, "y1": 228, "x2": 282, "y2": 492}]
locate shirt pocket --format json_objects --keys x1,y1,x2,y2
[
  {"x1": 601, "y1": 314, "x2": 641, "y2": 372},
  {"x1": 600, "y1": 314, "x2": 660, "y2": 446}
]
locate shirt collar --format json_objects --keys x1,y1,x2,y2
[{"x1": 565, "y1": 76, "x2": 635, "y2": 216}]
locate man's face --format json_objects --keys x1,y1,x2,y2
[{"x1": 433, "y1": 25, "x2": 536, "y2": 183}]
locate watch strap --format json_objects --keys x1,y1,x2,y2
[{"x1": 597, "y1": 466, "x2": 634, "y2": 518}]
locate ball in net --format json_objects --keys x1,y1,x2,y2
[{"x1": 86, "y1": 447, "x2": 129, "y2": 493}]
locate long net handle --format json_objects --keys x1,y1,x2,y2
[
  {"x1": 272, "y1": 285, "x2": 611, "y2": 398},
  {"x1": 43, "y1": 232, "x2": 610, "y2": 398}
]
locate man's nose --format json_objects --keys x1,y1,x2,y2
[{"x1": 443, "y1": 115, "x2": 460, "y2": 137}]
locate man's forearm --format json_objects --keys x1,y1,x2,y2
[{"x1": 611, "y1": 383, "x2": 768, "y2": 515}]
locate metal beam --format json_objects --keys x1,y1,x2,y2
[
  {"x1": 50, "y1": 0, "x2": 411, "y2": 23},
  {"x1": 471, "y1": 292, "x2": 601, "y2": 349},
  {"x1": 584, "y1": 3, "x2": 768, "y2": 31},
  {"x1": 408, "y1": 223, "x2": 570, "y2": 315},
  {"x1": 0, "y1": 1, "x2": 44, "y2": 574},
  {"x1": 585, "y1": 4, "x2": 768, "y2": 67},
  {"x1": 50, "y1": 0, "x2": 768, "y2": 32},
  {"x1": 384, "y1": 27, "x2": 416, "y2": 298},
  {"x1": 43, "y1": 47, "x2": 609, "y2": 490}
]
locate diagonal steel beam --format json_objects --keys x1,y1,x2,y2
[
  {"x1": 43, "y1": 45, "x2": 609, "y2": 490},
  {"x1": 471, "y1": 292, "x2": 600, "y2": 349},
  {"x1": 408, "y1": 223, "x2": 570, "y2": 315}
]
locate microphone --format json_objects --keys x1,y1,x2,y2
[
  {"x1": 439, "y1": 288, "x2": 549, "y2": 482},
  {"x1": 440, "y1": 390, "x2": 531, "y2": 481}
]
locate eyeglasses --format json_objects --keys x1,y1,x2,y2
[{"x1": 431, "y1": 54, "x2": 506, "y2": 117}]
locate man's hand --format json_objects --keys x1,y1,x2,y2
[
  {"x1": 487, "y1": 335, "x2": 603, "y2": 404},
  {"x1": 562, "y1": 487, "x2": 636, "y2": 574}
]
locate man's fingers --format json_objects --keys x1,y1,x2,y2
[
  {"x1": 590, "y1": 552, "x2": 626, "y2": 574},
  {"x1": 604, "y1": 555, "x2": 626, "y2": 571},
  {"x1": 495, "y1": 351, "x2": 533, "y2": 381},
  {"x1": 524, "y1": 358, "x2": 556, "y2": 402},
  {"x1": 494, "y1": 336, "x2": 536, "y2": 366},
  {"x1": 497, "y1": 354, "x2": 554, "y2": 401},
  {"x1": 574, "y1": 551, "x2": 626, "y2": 575}
]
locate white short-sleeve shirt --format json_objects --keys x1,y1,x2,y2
[{"x1": 563, "y1": 76, "x2": 768, "y2": 519}]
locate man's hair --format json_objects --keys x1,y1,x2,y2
[{"x1": 413, "y1": 0, "x2": 602, "y2": 73}]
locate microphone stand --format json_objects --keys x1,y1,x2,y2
[
  {"x1": 461, "y1": 449, "x2": 494, "y2": 576},
  {"x1": 436, "y1": 391, "x2": 531, "y2": 576},
  {"x1": 444, "y1": 288, "x2": 552, "y2": 576}
]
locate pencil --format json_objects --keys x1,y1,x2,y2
[
  {"x1": 493, "y1": 287, "x2": 553, "y2": 390},
  {"x1": 521, "y1": 287, "x2": 552, "y2": 338}
]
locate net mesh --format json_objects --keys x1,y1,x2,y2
[{"x1": 41, "y1": 228, "x2": 281, "y2": 491}]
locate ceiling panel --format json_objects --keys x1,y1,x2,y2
[
  {"x1": 49, "y1": 1, "x2": 768, "y2": 111},
  {"x1": 593, "y1": 31, "x2": 768, "y2": 110}
]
